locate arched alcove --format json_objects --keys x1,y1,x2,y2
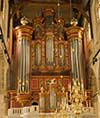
[
  {"x1": 31, "y1": 102, "x2": 39, "y2": 111},
  {"x1": 32, "y1": 102, "x2": 38, "y2": 106}
]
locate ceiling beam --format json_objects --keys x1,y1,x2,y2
[{"x1": 17, "y1": 0, "x2": 82, "y2": 6}]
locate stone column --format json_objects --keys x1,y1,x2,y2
[{"x1": 0, "y1": 48, "x2": 9, "y2": 118}]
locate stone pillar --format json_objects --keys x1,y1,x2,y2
[
  {"x1": 93, "y1": 60, "x2": 100, "y2": 118},
  {"x1": 0, "y1": 48, "x2": 9, "y2": 118}
]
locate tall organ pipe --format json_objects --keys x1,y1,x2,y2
[
  {"x1": 14, "y1": 25, "x2": 33, "y2": 93},
  {"x1": 65, "y1": 24, "x2": 84, "y2": 90}
]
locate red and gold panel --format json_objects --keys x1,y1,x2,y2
[
  {"x1": 30, "y1": 79, "x2": 39, "y2": 90},
  {"x1": 62, "y1": 78, "x2": 69, "y2": 89},
  {"x1": 30, "y1": 76, "x2": 71, "y2": 92}
]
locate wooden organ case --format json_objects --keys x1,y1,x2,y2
[
  {"x1": 9, "y1": 8, "x2": 85, "y2": 110},
  {"x1": 30, "y1": 9, "x2": 71, "y2": 102}
]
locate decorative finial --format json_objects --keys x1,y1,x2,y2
[
  {"x1": 20, "y1": 16, "x2": 29, "y2": 25},
  {"x1": 70, "y1": 17, "x2": 78, "y2": 26}
]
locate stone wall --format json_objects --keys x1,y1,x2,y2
[
  {"x1": 0, "y1": 0, "x2": 10, "y2": 118},
  {"x1": 88, "y1": 0, "x2": 100, "y2": 118},
  {"x1": 0, "y1": 44, "x2": 9, "y2": 118}
]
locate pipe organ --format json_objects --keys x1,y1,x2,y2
[
  {"x1": 15, "y1": 24, "x2": 33, "y2": 94},
  {"x1": 8, "y1": 8, "x2": 91, "y2": 112},
  {"x1": 31, "y1": 9, "x2": 70, "y2": 73},
  {"x1": 65, "y1": 18, "x2": 84, "y2": 90}
]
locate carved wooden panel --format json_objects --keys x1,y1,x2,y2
[
  {"x1": 30, "y1": 76, "x2": 71, "y2": 92},
  {"x1": 30, "y1": 79, "x2": 39, "y2": 90},
  {"x1": 31, "y1": 9, "x2": 71, "y2": 75}
]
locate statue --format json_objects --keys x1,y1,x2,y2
[
  {"x1": 20, "y1": 16, "x2": 30, "y2": 25},
  {"x1": 62, "y1": 87, "x2": 65, "y2": 93},
  {"x1": 40, "y1": 86, "x2": 44, "y2": 93}
]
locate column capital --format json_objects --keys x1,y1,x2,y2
[
  {"x1": 14, "y1": 25, "x2": 34, "y2": 40},
  {"x1": 65, "y1": 26, "x2": 84, "y2": 40}
]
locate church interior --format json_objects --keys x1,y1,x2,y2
[{"x1": 0, "y1": 0, "x2": 100, "y2": 118}]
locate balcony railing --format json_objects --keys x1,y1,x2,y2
[{"x1": 8, "y1": 106, "x2": 96, "y2": 118}]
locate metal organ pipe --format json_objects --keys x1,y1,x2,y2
[
  {"x1": 14, "y1": 25, "x2": 33, "y2": 94},
  {"x1": 65, "y1": 23, "x2": 84, "y2": 90}
]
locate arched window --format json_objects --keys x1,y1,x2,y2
[{"x1": 32, "y1": 102, "x2": 38, "y2": 105}]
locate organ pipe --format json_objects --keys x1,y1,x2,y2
[
  {"x1": 65, "y1": 19, "x2": 84, "y2": 90},
  {"x1": 14, "y1": 23, "x2": 33, "y2": 94}
]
